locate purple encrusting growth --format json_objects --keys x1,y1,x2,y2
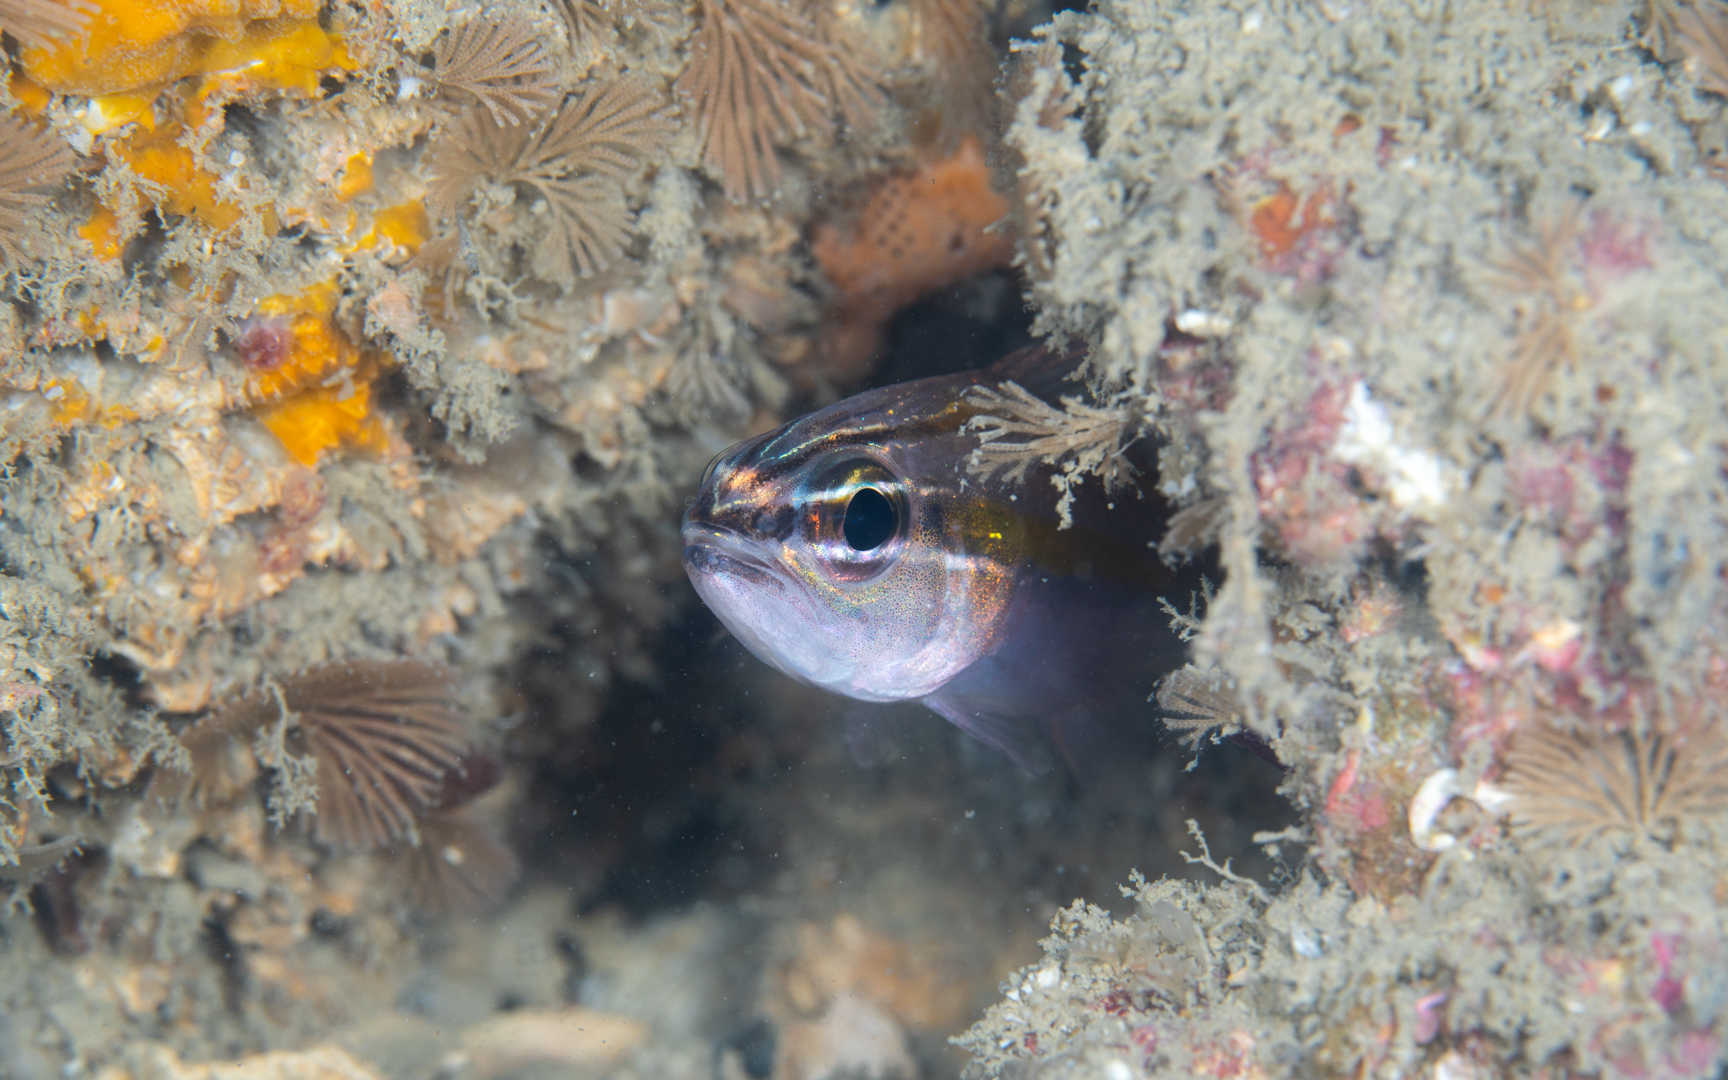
[{"x1": 233, "y1": 316, "x2": 295, "y2": 371}]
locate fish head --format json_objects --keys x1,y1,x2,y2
[{"x1": 682, "y1": 392, "x2": 1022, "y2": 702}]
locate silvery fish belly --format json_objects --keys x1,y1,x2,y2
[{"x1": 680, "y1": 347, "x2": 1185, "y2": 771}]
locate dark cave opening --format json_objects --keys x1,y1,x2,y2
[
  {"x1": 510, "y1": 264, "x2": 1291, "y2": 925},
  {"x1": 870, "y1": 269, "x2": 1036, "y2": 389}
]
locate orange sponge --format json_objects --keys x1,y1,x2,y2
[
  {"x1": 811, "y1": 136, "x2": 1015, "y2": 381},
  {"x1": 238, "y1": 281, "x2": 357, "y2": 400},
  {"x1": 107, "y1": 121, "x2": 263, "y2": 232},
  {"x1": 21, "y1": 0, "x2": 352, "y2": 98},
  {"x1": 237, "y1": 281, "x2": 391, "y2": 465},
  {"x1": 254, "y1": 378, "x2": 390, "y2": 466}
]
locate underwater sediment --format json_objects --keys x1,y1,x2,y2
[{"x1": 2, "y1": 0, "x2": 1728, "y2": 1074}]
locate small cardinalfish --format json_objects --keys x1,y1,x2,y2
[{"x1": 681, "y1": 347, "x2": 1187, "y2": 772}]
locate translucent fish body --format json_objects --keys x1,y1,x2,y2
[{"x1": 680, "y1": 348, "x2": 1183, "y2": 770}]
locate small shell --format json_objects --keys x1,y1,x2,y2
[
  {"x1": 1174, "y1": 309, "x2": 1232, "y2": 337},
  {"x1": 1409, "y1": 768, "x2": 1515, "y2": 851},
  {"x1": 1408, "y1": 768, "x2": 1462, "y2": 852}
]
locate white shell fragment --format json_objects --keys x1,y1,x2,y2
[
  {"x1": 1409, "y1": 768, "x2": 1464, "y2": 852},
  {"x1": 1409, "y1": 768, "x2": 1518, "y2": 851},
  {"x1": 1175, "y1": 309, "x2": 1233, "y2": 337},
  {"x1": 1332, "y1": 382, "x2": 1453, "y2": 516}
]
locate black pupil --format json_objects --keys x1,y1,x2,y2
[{"x1": 842, "y1": 487, "x2": 895, "y2": 551}]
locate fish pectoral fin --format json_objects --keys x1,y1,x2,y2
[{"x1": 921, "y1": 692, "x2": 1055, "y2": 774}]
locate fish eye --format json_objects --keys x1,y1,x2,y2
[
  {"x1": 808, "y1": 457, "x2": 909, "y2": 580},
  {"x1": 842, "y1": 487, "x2": 896, "y2": 551}
]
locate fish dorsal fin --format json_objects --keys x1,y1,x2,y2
[
  {"x1": 922, "y1": 690, "x2": 1056, "y2": 774},
  {"x1": 983, "y1": 343, "x2": 1089, "y2": 403}
]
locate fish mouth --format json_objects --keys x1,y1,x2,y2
[{"x1": 681, "y1": 522, "x2": 781, "y2": 586}]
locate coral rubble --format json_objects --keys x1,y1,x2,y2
[
  {"x1": 0, "y1": 0, "x2": 1026, "y2": 1068},
  {"x1": 958, "y1": 0, "x2": 1728, "y2": 1074}
]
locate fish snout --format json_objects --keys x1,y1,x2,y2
[{"x1": 681, "y1": 521, "x2": 781, "y2": 586}]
